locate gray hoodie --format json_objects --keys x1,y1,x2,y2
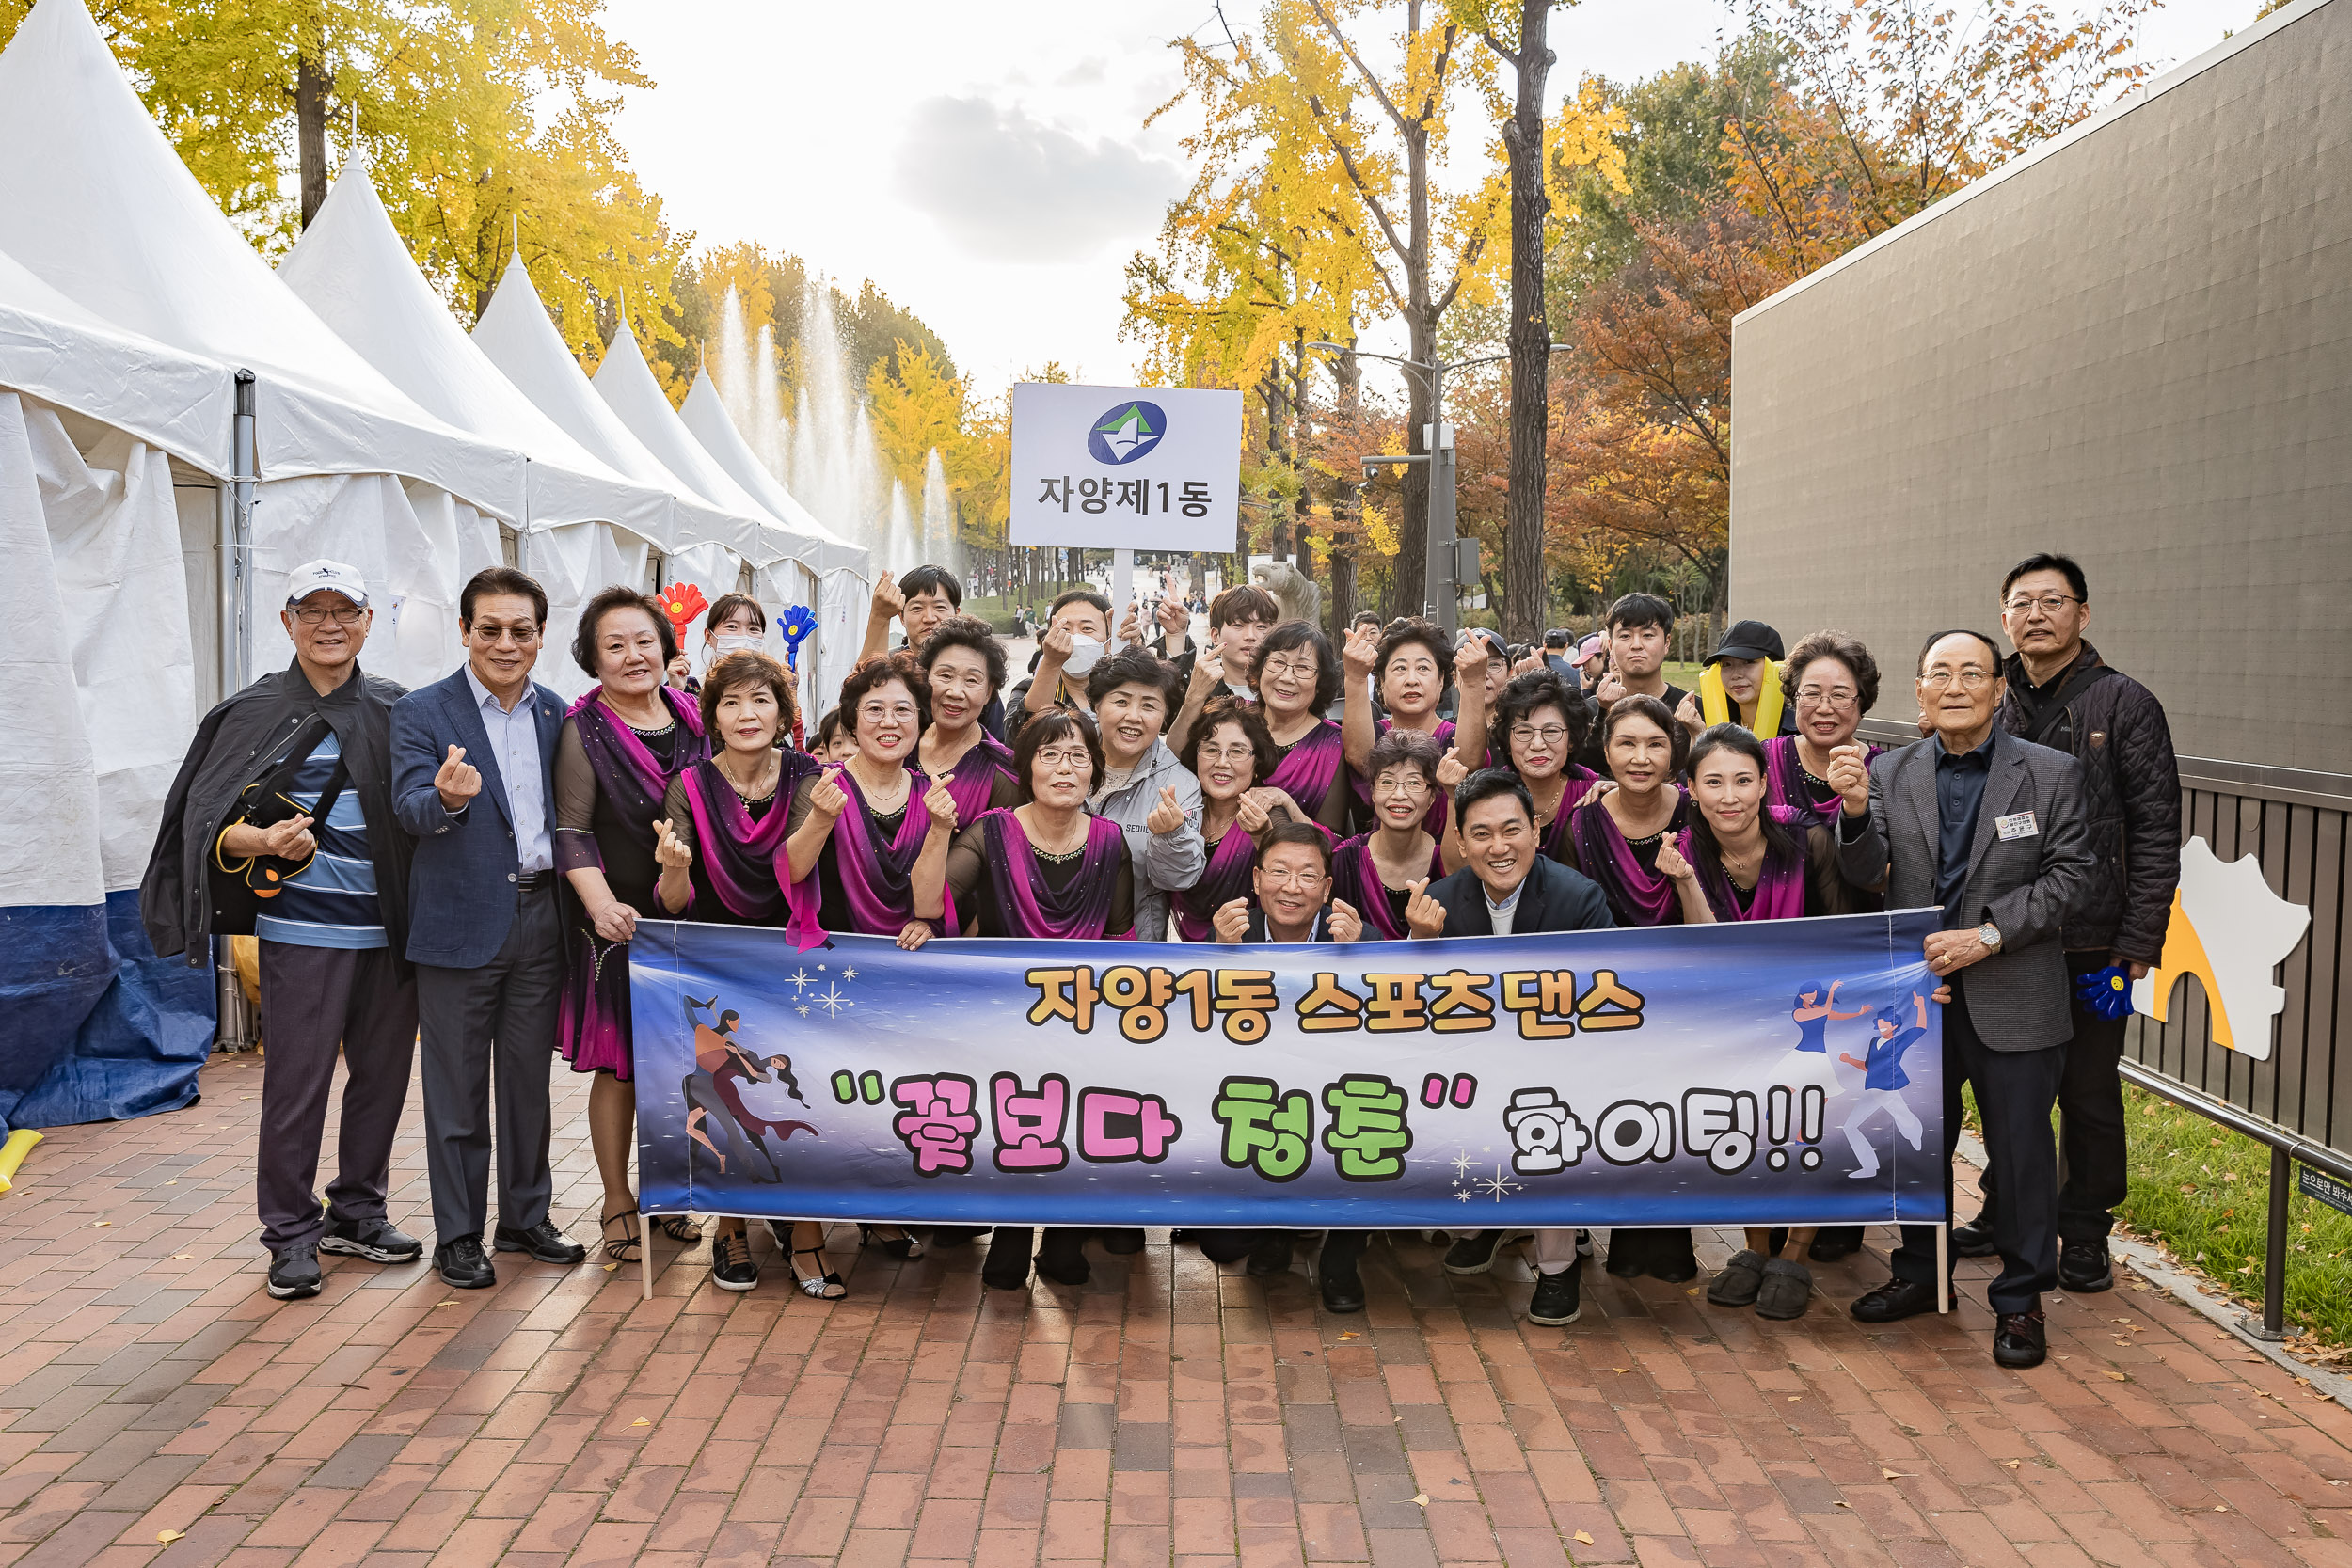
[{"x1": 1087, "y1": 736, "x2": 1205, "y2": 941}]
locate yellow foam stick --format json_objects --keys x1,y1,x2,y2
[{"x1": 0, "y1": 1129, "x2": 41, "y2": 1195}]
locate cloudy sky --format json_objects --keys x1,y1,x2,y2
[{"x1": 601, "y1": 0, "x2": 2260, "y2": 396}]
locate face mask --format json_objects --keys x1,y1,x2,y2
[
  {"x1": 709, "y1": 633, "x2": 765, "y2": 657},
  {"x1": 1061, "y1": 635, "x2": 1104, "y2": 675}
]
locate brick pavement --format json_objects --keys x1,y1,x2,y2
[{"x1": 4, "y1": 1052, "x2": 2350, "y2": 1568}]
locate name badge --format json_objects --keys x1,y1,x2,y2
[{"x1": 1994, "y1": 811, "x2": 2039, "y2": 841}]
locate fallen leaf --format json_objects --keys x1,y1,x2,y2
[
  {"x1": 1575, "y1": 1531, "x2": 1596, "y2": 1545},
  {"x1": 156, "y1": 1530, "x2": 184, "y2": 1544},
  {"x1": 92, "y1": 1221, "x2": 110, "y2": 1227},
  {"x1": 2003, "y1": 1460, "x2": 2022, "y2": 1469},
  {"x1": 171, "y1": 1254, "x2": 192, "y2": 1260},
  {"x1": 2215, "y1": 1504, "x2": 2228, "y2": 1513},
  {"x1": 1611, "y1": 1367, "x2": 1630, "y2": 1373},
  {"x1": 1882, "y1": 1469, "x2": 1912, "y2": 1480},
  {"x1": 1835, "y1": 1500, "x2": 1851, "y2": 1508},
  {"x1": 603, "y1": 1263, "x2": 618, "y2": 1273},
  {"x1": 1412, "y1": 1493, "x2": 1429, "y2": 1507},
  {"x1": 630, "y1": 1417, "x2": 650, "y2": 1427},
  {"x1": 2104, "y1": 1371, "x2": 2127, "y2": 1382},
  {"x1": 437, "y1": 1300, "x2": 457, "y2": 1307},
  {"x1": 1337, "y1": 1332, "x2": 1359, "y2": 1340},
  {"x1": 1788, "y1": 1395, "x2": 1803, "y2": 1402},
  {"x1": 165, "y1": 1180, "x2": 177, "y2": 1186}
]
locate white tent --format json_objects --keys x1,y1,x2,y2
[
  {"x1": 278, "y1": 164, "x2": 675, "y2": 548},
  {"x1": 678, "y1": 368, "x2": 866, "y2": 578},
  {"x1": 0, "y1": 0, "x2": 517, "y2": 515},
  {"x1": 590, "y1": 329, "x2": 777, "y2": 563}
]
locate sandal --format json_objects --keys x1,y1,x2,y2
[
  {"x1": 860, "y1": 1224, "x2": 924, "y2": 1260},
  {"x1": 653, "y1": 1213, "x2": 702, "y2": 1243},
  {"x1": 790, "y1": 1245, "x2": 848, "y2": 1300},
  {"x1": 600, "y1": 1206, "x2": 643, "y2": 1263}
]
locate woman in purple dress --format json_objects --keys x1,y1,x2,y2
[
  {"x1": 1247, "y1": 622, "x2": 1353, "y2": 832},
  {"x1": 652, "y1": 651, "x2": 869, "y2": 1298},
  {"x1": 911, "y1": 710, "x2": 1135, "y2": 1291},
  {"x1": 915, "y1": 616, "x2": 1021, "y2": 830},
  {"x1": 1170, "y1": 697, "x2": 1307, "y2": 942},
  {"x1": 1340, "y1": 617, "x2": 1488, "y2": 833},
  {"x1": 555, "y1": 587, "x2": 711, "y2": 1267},
  {"x1": 1489, "y1": 670, "x2": 1601, "y2": 868},
  {"x1": 781, "y1": 654, "x2": 949, "y2": 951},
  {"x1": 1330, "y1": 728, "x2": 1454, "y2": 942}
]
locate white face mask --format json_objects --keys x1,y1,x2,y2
[
  {"x1": 709, "y1": 633, "x2": 765, "y2": 657},
  {"x1": 1061, "y1": 635, "x2": 1105, "y2": 675}
]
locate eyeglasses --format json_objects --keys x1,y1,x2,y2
[
  {"x1": 1509, "y1": 725, "x2": 1570, "y2": 748},
  {"x1": 292, "y1": 604, "x2": 365, "y2": 626},
  {"x1": 1036, "y1": 748, "x2": 1092, "y2": 770},
  {"x1": 1261, "y1": 657, "x2": 1319, "y2": 683},
  {"x1": 2003, "y1": 593, "x2": 2082, "y2": 615},
  {"x1": 1259, "y1": 868, "x2": 1328, "y2": 888},
  {"x1": 469, "y1": 623, "x2": 540, "y2": 645},
  {"x1": 1920, "y1": 669, "x2": 1996, "y2": 691},
  {"x1": 1196, "y1": 742, "x2": 1256, "y2": 765},
  {"x1": 1795, "y1": 686, "x2": 1857, "y2": 709}
]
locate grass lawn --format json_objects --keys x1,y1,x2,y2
[{"x1": 1962, "y1": 1082, "x2": 2352, "y2": 1360}]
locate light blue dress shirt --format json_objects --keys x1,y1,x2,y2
[{"x1": 466, "y1": 664, "x2": 552, "y2": 872}]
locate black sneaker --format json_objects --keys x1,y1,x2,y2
[
  {"x1": 1319, "y1": 1259, "x2": 1365, "y2": 1314},
  {"x1": 711, "y1": 1227, "x2": 758, "y2": 1292},
  {"x1": 493, "y1": 1219, "x2": 587, "y2": 1264},
  {"x1": 434, "y1": 1235, "x2": 496, "y2": 1290},
  {"x1": 2058, "y1": 1238, "x2": 2115, "y2": 1292},
  {"x1": 1848, "y1": 1276, "x2": 1937, "y2": 1323},
  {"x1": 1807, "y1": 1226, "x2": 1865, "y2": 1262},
  {"x1": 320, "y1": 1216, "x2": 422, "y2": 1264},
  {"x1": 1993, "y1": 1309, "x2": 2047, "y2": 1369},
  {"x1": 1245, "y1": 1233, "x2": 1294, "y2": 1277},
  {"x1": 1527, "y1": 1261, "x2": 1583, "y2": 1325},
  {"x1": 1950, "y1": 1212, "x2": 1999, "y2": 1258},
  {"x1": 1443, "y1": 1229, "x2": 1521, "y2": 1275},
  {"x1": 266, "y1": 1243, "x2": 322, "y2": 1300}
]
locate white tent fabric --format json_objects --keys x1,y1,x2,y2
[
  {"x1": 278, "y1": 166, "x2": 675, "y2": 544},
  {"x1": 0, "y1": 247, "x2": 232, "y2": 474},
  {"x1": 811, "y1": 568, "x2": 871, "y2": 724},
  {"x1": 0, "y1": 0, "x2": 516, "y2": 515},
  {"x1": 677, "y1": 369, "x2": 866, "y2": 576},
  {"x1": 589, "y1": 331, "x2": 773, "y2": 562},
  {"x1": 534, "y1": 521, "x2": 654, "y2": 703}
]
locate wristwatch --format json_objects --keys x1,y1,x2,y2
[{"x1": 1978, "y1": 920, "x2": 2003, "y2": 952}]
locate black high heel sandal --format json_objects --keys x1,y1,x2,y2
[
  {"x1": 789, "y1": 1245, "x2": 847, "y2": 1300},
  {"x1": 859, "y1": 1224, "x2": 925, "y2": 1260}
]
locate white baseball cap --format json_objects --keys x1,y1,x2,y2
[{"x1": 284, "y1": 559, "x2": 369, "y2": 609}]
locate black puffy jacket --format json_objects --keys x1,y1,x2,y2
[{"x1": 1996, "y1": 641, "x2": 2180, "y2": 963}]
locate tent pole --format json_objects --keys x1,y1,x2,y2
[{"x1": 230, "y1": 371, "x2": 256, "y2": 694}]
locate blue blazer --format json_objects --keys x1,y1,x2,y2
[{"x1": 390, "y1": 668, "x2": 566, "y2": 969}]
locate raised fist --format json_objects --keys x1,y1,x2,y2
[{"x1": 1826, "y1": 742, "x2": 1872, "y2": 817}]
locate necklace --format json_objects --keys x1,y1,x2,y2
[
  {"x1": 625, "y1": 717, "x2": 675, "y2": 738},
  {"x1": 846, "y1": 761, "x2": 909, "y2": 811},
  {"x1": 713, "y1": 752, "x2": 778, "y2": 804},
  {"x1": 1020, "y1": 809, "x2": 1089, "y2": 857}
]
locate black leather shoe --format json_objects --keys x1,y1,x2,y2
[
  {"x1": 2059, "y1": 1239, "x2": 2114, "y2": 1292},
  {"x1": 321, "y1": 1216, "x2": 422, "y2": 1264},
  {"x1": 1993, "y1": 1310, "x2": 2047, "y2": 1369},
  {"x1": 267, "y1": 1243, "x2": 323, "y2": 1300},
  {"x1": 1098, "y1": 1228, "x2": 1146, "y2": 1255},
  {"x1": 1246, "y1": 1232, "x2": 1294, "y2": 1277},
  {"x1": 1035, "y1": 1230, "x2": 1090, "y2": 1286},
  {"x1": 1444, "y1": 1229, "x2": 1525, "y2": 1275},
  {"x1": 435, "y1": 1235, "x2": 496, "y2": 1290},
  {"x1": 1646, "y1": 1228, "x2": 1699, "y2": 1283},
  {"x1": 493, "y1": 1219, "x2": 586, "y2": 1264},
  {"x1": 1526, "y1": 1261, "x2": 1582, "y2": 1326},
  {"x1": 1604, "y1": 1227, "x2": 1650, "y2": 1277},
  {"x1": 1951, "y1": 1212, "x2": 1999, "y2": 1258},
  {"x1": 1319, "y1": 1260, "x2": 1365, "y2": 1314},
  {"x1": 1807, "y1": 1226, "x2": 1864, "y2": 1262},
  {"x1": 981, "y1": 1227, "x2": 1033, "y2": 1290},
  {"x1": 928, "y1": 1227, "x2": 985, "y2": 1248},
  {"x1": 1848, "y1": 1276, "x2": 1938, "y2": 1323}
]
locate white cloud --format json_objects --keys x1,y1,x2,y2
[{"x1": 892, "y1": 95, "x2": 1181, "y2": 261}]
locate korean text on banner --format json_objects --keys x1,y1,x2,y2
[
  {"x1": 1009, "y1": 383, "x2": 1244, "y2": 553},
  {"x1": 628, "y1": 910, "x2": 1948, "y2": 1228}
]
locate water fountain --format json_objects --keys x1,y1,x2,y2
[
  {"x1": 885, "y1": 480, "x2": 917, "y2": 575},
  {"x1": 920, "y1": 448, "x2": 957, "y2": 582}
]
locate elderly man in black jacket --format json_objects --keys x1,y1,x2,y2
[
  {"x1": 141, "y1": 561, "x2": 420, "y2": 1303},
  {"x1": 1950, "y1": 554, "x2": 2182, "y2": 1291},
  {"x1": 1832, "y1": 629, "x2": 2095, "y2": 1367}
]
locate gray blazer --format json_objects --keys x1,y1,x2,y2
[{"x1": 1836, "y1": 728, "x2": 2094, "y2": 1052}]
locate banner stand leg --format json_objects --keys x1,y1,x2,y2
[
  {"x1": 1110, "y1": 548, "x2": 1135, "y2": 651},
  {"x1": 642, "y1": 1227, "x2": 654, "y2": 1302},
  {"x1": 1936, "y1": 1225, "x2": 1949, "y2": 1314}
]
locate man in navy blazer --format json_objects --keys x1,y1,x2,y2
[{"x1": 390, "y1": 566, "x2": 586, "y2": 1288}]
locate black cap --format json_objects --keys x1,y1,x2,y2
[{"x1": 1707, "y1": 619, "x2": 1785, "y2": 665}]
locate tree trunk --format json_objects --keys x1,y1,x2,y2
[
  {"x1": 1328, "y1": 339, "x2": 1362, "y2": 639},
  {"x1": 1499, "y1": 0, "x2": 1554, "y2": 644},
  {"x1": 296, "y1": 44, "x2": 330, "y2": 229}
]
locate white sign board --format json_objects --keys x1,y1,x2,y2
[{"x1": 1009, "y1": 382, "x2": 1243, "y2": 552}]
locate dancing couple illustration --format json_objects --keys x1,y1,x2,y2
[
  {"x1": 681, "y1": 994, "x2": 818, "y2": 1183},
  {"x1": 1778, "y1": 979, "x2": 1934, "y2": 1179}
]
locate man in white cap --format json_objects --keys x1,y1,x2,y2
[{"x1": 142, "y1": 560, "x2": 421, "y2": 1302}]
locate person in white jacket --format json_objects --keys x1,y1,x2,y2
[{"x1": 1083, "y1": 647, "x2": 1206, "y2": 943}]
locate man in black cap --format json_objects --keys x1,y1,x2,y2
[{"x1": 1678, "y1": 619, "x2": 1800, "y2": 738}]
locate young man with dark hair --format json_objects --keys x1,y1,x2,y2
[
  {"x1": 1167, "y1": 583, "x2": 1280, "y2": 751},
  {"x1": 142, "y1": 560, "x2": 421, "y2": 1301},
  {"x1": 1954, "y1": 554, "x2": 2181, "y2": 1291},
  {"x1": 1578, "y1": 593, "x2": 1689, "y2": 772},
  {"x1": 860, "y1": 565, "x2": 1005, "y2": 738}
]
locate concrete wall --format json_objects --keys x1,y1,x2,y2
[{"x1": 1728, "y1": 0, "x2": 2352, "y2": 775}]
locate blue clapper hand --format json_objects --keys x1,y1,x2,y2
[{"x1": 2075, "y1": 961, "x2": 2135, "y2": 1020}]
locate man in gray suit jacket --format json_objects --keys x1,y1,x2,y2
[
  {"x1": 1828, "y1": 629, "x2": 2092, "y2": 1369},
  {"x1": 390, "y1": 567, "x2": 587, "y2": 1289}
]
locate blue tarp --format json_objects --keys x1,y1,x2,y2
[{"x1": 0, "y1": 889, "x2": 213, "y2": 1134}]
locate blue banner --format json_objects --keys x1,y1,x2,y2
[{"x1": 628, "y1": 910, "x2": 1948, "y2": 1227}]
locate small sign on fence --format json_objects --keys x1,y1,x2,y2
[{"x1": 2298, "y1": 1164, "x2": 2352, "y2": 1219}]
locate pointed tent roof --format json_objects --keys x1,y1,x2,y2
[
  {"x1": 589, "y1": 328, "x2": 787, "y2": 562},
  {"x1": 677, "y1": 369, "x2": 866, "y2": 575},
  {"x1": 0, "y1": 0, "x2": 516, "y2": 515},
  {"x1": 473, "y1": 258, "x2": 768, "y2": 552},
  {"x1": 278, "y1": 164, "x2": 673, "y2": 540},
  {"x1": 0, "y1": 245, "x2": 233, "y2": 471}
]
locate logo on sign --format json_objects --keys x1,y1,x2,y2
[{"x1": 1088, "y1": 401, "x2": 1167, "y2": 466}]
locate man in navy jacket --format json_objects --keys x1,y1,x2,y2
[{"x1": 390, "y1": 566, "x2": 585, "y2": 1288}]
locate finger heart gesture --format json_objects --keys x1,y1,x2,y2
[
  {"x1": 1146, "y1": 784, "x2": 1186, "y2": 836},
  {"x1": 653, "y1": 818, "x2": 692, "y2": 872}
]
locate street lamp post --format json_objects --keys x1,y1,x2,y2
[{"x1": 1311, "y1": 341, "x2": 1571, "y2": 637}]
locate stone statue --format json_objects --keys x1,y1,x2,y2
[{"x1": 1250, "y1": 560, "x2": 1322, "y2": 628}]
